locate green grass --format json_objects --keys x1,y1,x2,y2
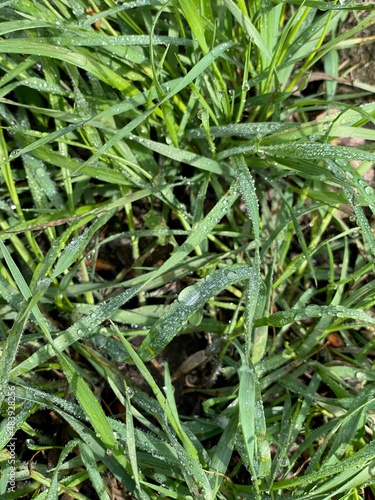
[{"x1": 1, "y1": 0, "x2": 375, "y2": 498}]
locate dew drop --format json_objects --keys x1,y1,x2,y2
[
  {"x1": 178, "y1": 285, "x2": 200, "y2": 307},
  {"x1": 9, "y1": 149, "x2": 21, "y2": 158},
  {"x1": 126, "y1": 387, "x2": 134, "y2": 398},
  {"x1": 227, "y1": 271, "x2": 238, "y2": 281},
  {"x1": 279, "y1": 456, "x2": 289, "y2": 467}
]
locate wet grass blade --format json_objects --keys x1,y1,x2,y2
[
  {"x1": 136, "y1": 264, "x2": 256, "y2": 361},
  {"x1": 83, "y1": 41, "x2": 234, "y2": 167}
]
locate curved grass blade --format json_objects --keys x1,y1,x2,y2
[
  {"x1": 272, "y1": 439, "x2": 375, "y2": 493},
  {"x1": 262, "y1": 143, "x2": 375, "y2": 165},
  {"x1": 83, "y1": 41, "x2": 234, "y2": 167},
  {"x1": 208, "y1": 413, "x2": 238, "y2": 495},
  {"x1": 323, "y1": 385, "x2": 375, "y2": 468},
  {"x1": 0, "y1": 246, "x2": 133, "y2": 482},
  {"x1": 55, "y1": 409, "x2": 138, "y2": 496},
  {"x1": 136, "y1": 264, "x2": 257, "y2": 362},
  {"x1": 9, "y1": 138, "x2": 134, "y2": 186},
  {"x1": 128, "y1": 135, "x2": 230, "y2": 176},
  {"x1": 115, "y1": 331, "x2": 213, "y2": 499},
  {"x1": 124, "y1": 387, "x2": 142, "y2": 493},
  {"x1": 0, "y1": 39, "x2": 133, "y2": 92},
  {"x1": 256, "y1": 304, "x2": 375, "y2": 328},
  {"x1": 10, "y1": 183, "x2": 239, "y2": 378},
  {"x1": 178, "y1": 0, "x2": 210, "y2": 53},
  {"x1": 14, "y1": 384, "x2": 85, "y2": 420},
  {"x1": 45, "y1": 440, "x2": 101, "y2": 500},
  {"x1": 0, "y1": 272, "x2": 50, "y2": 406},
  {"x1": 232, "y1": 155, "x2": 260, "y2": 241},
  {"x1": 238, "y1": 361, "x2": 271, "y2": 483},
  {"x1": 33, "y1": 35, "x2": 193, "y2": 48},
  {"x1": 221, "y1": 0, "x2": 271, "y2": 60},
  {"x1": 51, "y1": 209, "x2": 116, "y2": 279}
]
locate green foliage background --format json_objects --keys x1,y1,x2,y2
[{"x1": 0, "y1": 0, "x2": 375, "y2": 498}]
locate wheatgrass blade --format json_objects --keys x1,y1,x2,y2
[
  {"x1": 0, "y1": 191, "x2": 153, "y2": 241},
  {"x1": 9, "y1": 139, "x2": 135, "y2": 186},
  {"x1": 109, "y1": 418, "x2": 180, "y2": 470},
  {"x1": 0, "y1": 246, "x2": 132, "y2": 482},
  {"x1": 232, "y1": 155, "x2": 272, "y2": 364},
  {"x1": 7, "y1": 282, "x2": 143, "y2": 379},
  {"x1": 124, "y1": 387, "x2": 142, "y2": 493},
  {"x1": 238, "y1": 363, "x2": 259, "y2": 495},
  {"x1": 149, "y1": 5, "x2": 180, "y2": 148},
  {"x1": 78, "y1": 442, "x2": 112, "y2": 500},
  {"x1": 23, "y1": 154, "x2": 64, "y2": 213},
  {"x1": 323, "y1": 385, "x2": 375, "y2": 467},
  {"x1": 51, "y1": 210, "x2": 116, "y2": 279},
  {"x1": 208, "y1": 413, "x2": 238, "y2": 495},
  {"x1": 83, "y1": 41, "x2": 234, "y2": 167},
  {"x1": 232, "y1": 155, "x2": 260, "y2": 241},
  {"x1": 274, "y1": 181, "x2": 318, "y2": 284},
  {"x1": 0, "y1": 40, "x2": 134, "y2": 92},
  {"x1": 114, "y1": 329, "x2": 200, "y2": 461},
  {"x1": 272, "y1": 440, "x2": 375, "y2": 493},
  {"x1": 262, "y1": 142, "x2": 375, "y2": 165},
  {"x1": 115, "y1": 330, "x2": 214, "y2": 499},
  {"x1": 310, "y1": 462, "x2": 375, "y2": 498},
  {"x1": 136, "y1": 264, "x2": 256, "y2": 361},
  {"x1": 128, "y1": 135, "x2": 230, "y2": 176},
  {"x1": 0, "y1": 20, "x2": 58, "y2": 36},
  {"x1": 13, "y1": 384, "x2": 84, "y2": 421},
  {"x1": 178, "y1": 0, "x2": 209, "y2": 54},
  {"x1": 56, "y1": 355, "x2": 132, "y2": 470},
  {"x1": 4, "y1": 122, "x2": 86, "y2": 164},
  {"x1": 46, "y1": 439, "x2": 110, "y2": 500},
  {"x1": 26, "y1": 35, "x2": 193, "y2": 49},
  {"x1": 221, "y1": 0, "x2": 271, "y2": 60},
  {"x1": 256, "y1": 304, "x2": 375, "y2": 329},
  {"x1": 55, "y1": 410, "x2": 138, "y2": 495},
  {"x1": 268, "y1": 392, "x2": 294, "y2": 484},
  {"x1": 250, "y1": 280, "x2": 272, "y2": 366},
  {"x1": 0, "y1": 270, "x2": 50, "y2": 406},
  {"x1": 11, "y1": 182, "x2": 239, "y2": 377},
  {"x1": 0, "y1": 128, "x2": 23, "y2": 218}
]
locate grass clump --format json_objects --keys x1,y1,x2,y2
[{"x1": 1, "y1": 0, "x2": 375, "y2": 498}]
